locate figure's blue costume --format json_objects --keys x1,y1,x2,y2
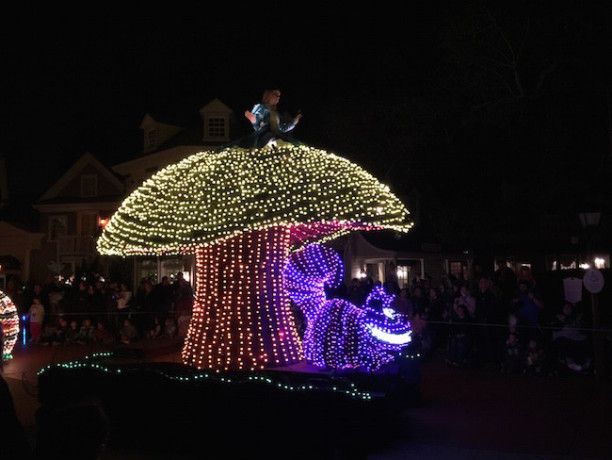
[
  {"x1": 244, "y1": 103, "x2": 300, "y2": 148},
  {"x1": 250, "y1": 103, "x2": 299, "y2": 136}
]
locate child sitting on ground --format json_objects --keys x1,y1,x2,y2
[
  {"x1": 525, "y1": 338, "x2": 546, "y2": 375},
  {"x1": 164, "y1": 317, "x2": 177, "y2": 338},
  {"x1": 177, "y1": 314, "x2": 191, "y2": 338},
  {"x1": 503, "y1": 332, "x2": 522, "y2": 373},
  {"x1": 66, "y1": 320, "x2": 80, "y2": 343},
  {"x1": 76, "y1": 318, "x2": 95, "y2": 344},
  {"x1": 120, "y1": 319, "x2": 138, "y2": 344},
  {"x1": 93, "y1": 322, "x2": 114, "y2": 344},
  {"x1": 147, "y1": 317, "x2": 163, "y2": 339}
]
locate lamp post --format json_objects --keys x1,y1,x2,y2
[
  {"x1": 578, "y1": 211, "x2": 605, "y2": 379},
  {"x1": 578, "y1": 211, "x2": 601, "y2": 268}
]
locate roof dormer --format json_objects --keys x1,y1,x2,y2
[
  {"x1": 199, "y1": 98, "x2": 233, "y2": 143},
  {"x1": 139, "y1": 114, "x2": 183, "y2": 153}
]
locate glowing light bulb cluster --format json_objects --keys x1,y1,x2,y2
[
  {"x1": 0, "y1": 290, "x2": 19, "y2": 359},
  {"x1": 182, "y1": 226, "x2": 303, "y2": 371},
  {"x1": 97, "y1": 145, "x2": 412, "y2": 256},
  {"x1": 285, "y1": 244, "x2": 412, "y2": 371},
  {"x1": 97, "y1": 144, "x2": 412, "y2": 371},
  {"x1": 38, "y1": 352, "x2": 374, "y2": 401}
]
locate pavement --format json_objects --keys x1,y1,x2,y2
[
  {"x1": 371, "y1": 354, "x2": 612, "y2": 459},
  {"x1": 2, "y1": 343, "x2": 611, "y2": 459}
]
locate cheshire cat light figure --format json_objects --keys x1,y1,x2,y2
[
  {"x1": 98, "y1": 144, "x2": 412, "y2": 371},
  {"x1": 285, "y1": 243, "x2": 412, "y2": 371}
]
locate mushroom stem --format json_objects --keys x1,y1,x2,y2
[{"x1": 182, "y1": 226, "x2": 303, "y2": 371}]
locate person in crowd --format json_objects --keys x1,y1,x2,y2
[
  {"x1": 383, "y1": 263, "x2": 400, "y2": 295},
  {"x1": 427, "y1": 288, "x2": 444, "y2": 321},
  {"x1": 475, "y1": 277, "x2": 502, "y2": 365},
  {"x1": 28, "y1": 297, "x2": 45, "y2": 344},
  {"x1": 22, "y1": 282, "x2": 45, "y2": 318},
  {"x1": 134, "y1": 279, "x2": 155, "y2": 333},
  {"x1": 394, "y1": 288, "x2": 413, "y2": 316},
  {"x1": 66, "y1": 320, "x2": 80, "y2": 343},
  {"x1": 48, "y1": 281, "x2": 66, "y2": 316},
  {"x1": 177, "y1": 313, "x2": 191, "y2": 338},
  {"x1": 517, "y1": 265, "x2": 536, "y2": 289},
  {"x1": 525, "y1": 338, "x2": 546, "y2": 374},
  {"x1": 347, "y1": 278, "x2": 363, "y2": 306},
  {"x1": 454, "y1": 285, "x2": 476, "y2": 320},
  {"x1": 116, "y1": 283, "x2": 132, "y2": 311},
  {"x1": 173, "y1": 272, "x2": 194, "y2": 318},
  {"x1": 73, "y1": 280, "x2": 89, "y2": 314},
  {"x1": 147, "y1": 316, "x2": 163, "y2": 339},
  {"x1": 93, "y1": 322, "x2": 114, "y2": 344},
  {"x1": 514, "y1": 281, "x2": 544, "y2": 339},
  {"x1": 411, "y1": 286, "x2": 428, "y2": 314},
  {"x1": 134, "y1": 278, "x2": 150, "y2": 309},
  {"x1": 550, "y1": 302, "x2": 591, "y2": 373},
  {"x1": 55, "y1": 317, "x2": 69, "y2": 344},
  {"x1": 494, "y1": 260, "x2": 517, "y2": 308},
  {"x1": 409, "y1": 308, "x2": 428, "y2": 355},
  {"x1": 40, "y1": 320, "x2": 60, "y2": 346},
  {"x1": 164, "y1": 317, "x2": 177, "y2": 338},
  {"x1": 446, "y1": 303, "x2": 470, "y2": 367},
  {"x1": 120, "y1": 319, "x2": 138, "y2": 344},
  {"x1": 152, "y1": 276, "x2": 174, "y2": 321},
  {"x1": 438, "y1": 282, "x2": 453, "y2": 322},
  {"x1": 503, "y1": 332, "x2": 522, "y2": 373},
  {"x1": 76, "y1": 318, "x2": 95, "y2": 344}
]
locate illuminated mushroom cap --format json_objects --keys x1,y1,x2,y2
[{"x1": 97, "y1": 144, "x2": 412, "y2": 256}]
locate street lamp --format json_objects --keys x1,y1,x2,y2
[{"x1": 578, "y1": 211, "x2": 601, "y2": 266}]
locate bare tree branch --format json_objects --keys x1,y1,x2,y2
[{"x1": 484, "y1": 6, "x2": 517, "y2": 64}]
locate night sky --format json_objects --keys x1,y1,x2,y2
[{"x1": 3, "y1": 4, "x2": 611, "y2": 245}]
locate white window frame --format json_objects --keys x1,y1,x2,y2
[{"x1": 207, "y1": 117, "x2": 226, "y2": 138}]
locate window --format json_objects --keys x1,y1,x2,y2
[
  {"x1": 395, "y1": 259, "x2": 424, "y2": 285},
  {"x1": 396, "y1": 265, "x2": 409, "y2": 288},
  {"x1": 79, "y1": 213, "x2": 98, "y2": 236},
  {"x1": 449, "y1": 261, "x2": 465, "y2": 278},
  {"x1": 136, "y1": 259, "x2": 158, "y2": 284},
  {"x1": 97, "y1": 215, "x2": 110, "y2": 229},
  {"x1": 81, "y1": 175, "x2": 98, "y2": 198},
  {"x1": 48, "y1": 215, "x2": 68, "y2": 241},
  {"x1": 161, "y1": 258, "x2": 185, "y2": 281},
  {"x1": 144, "y1": 128, "x2": 158, "y2": 152},
  {"x1": 207, "y1": 117, "x2": 226, "y2": 138}
]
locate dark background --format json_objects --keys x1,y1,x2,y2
[{"x1": 3, "y1": 2, "x2": 611, "y2": 248}]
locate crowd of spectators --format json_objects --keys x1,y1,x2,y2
[
  {"x1": 2, "y1": 261, "x2": 607, "y2": 377},
  {"x1": 4, "y1": 272, "x2": 193, "y2": 349},
  {"x1": 326, "y1": 262, "x2": 602, "y2": 377}
]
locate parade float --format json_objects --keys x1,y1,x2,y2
[
  {"x1": 96, "y1": 144, "x2": 414, "y2": 372},
  {"x1": 38, "y1": 143, "x2": 419, "y2": 456}
]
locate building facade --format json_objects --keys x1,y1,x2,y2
[{"x1": 32, "y1": 153, "x2": 125, "y2": 282}]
